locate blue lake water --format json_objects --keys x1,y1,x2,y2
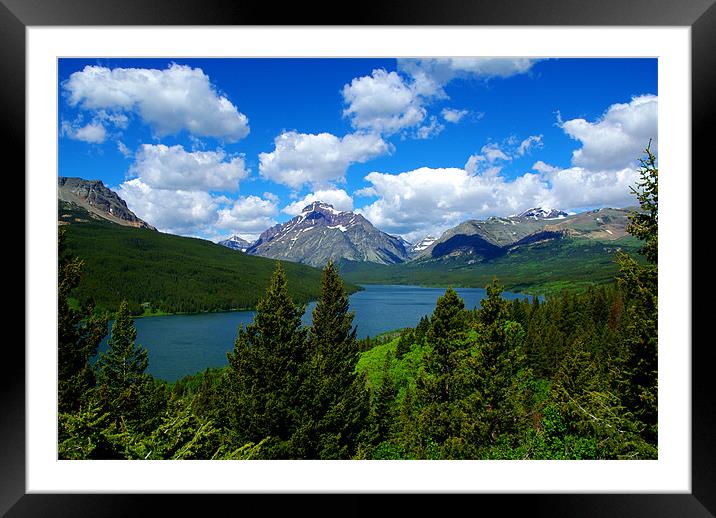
[{"x1": 96, "y1": 284, "x2": 532, "y2": 382}]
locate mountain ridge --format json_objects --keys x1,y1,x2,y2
[
  {"x1": 245, "y1": 201, "x2": 411, "y2": 266},
  {"x1": 58, "y1": 176, "x2": 156, "y2": 230}
]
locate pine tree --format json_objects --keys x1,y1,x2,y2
[
  {"x1": 305, "y1": 260, "x2": 369, "y2": 459},
  {"x1": 395, "y1": 328, "x2": 413, "y2": 359},
  {"x1": 95, "y1": 300, "x2": 150, "y2": 423},
  {"x1": 373, "y1": 352, "x2": 397, "y2": 442},
  {"x1": 473, "y1": 279, "x2": 530, "y2": 447},
  {"x1": 416, "y1": 287, "x2": 478, "y2": 458},
  {"x1": 615, "y1": 143, "x2": 659, "y2": 447},
  {"x1": 225, "y1": 262, "x2": 309, "y2": 458},
  {"x1": 58, "y1": 227, "x2": 108, "y2": 412}
]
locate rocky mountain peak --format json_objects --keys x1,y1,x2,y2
[
  {"x1": 218, "y1": 235, "x2": 253, "y2": 252},
  {"x1": 246, "y1": 201, "x2": 409, "y2": 266},
  {"x1": 58, "y1": 176, "x2": 156, "y2": 230},
  {"x1": 515, "y1": 207, "x2": 568, "y2": 220}
]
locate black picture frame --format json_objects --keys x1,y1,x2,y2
[{"x1": 6, "y1": 0, "x2": 710, "y2": 515}]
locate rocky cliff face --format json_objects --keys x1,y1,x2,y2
[
  {"x1": 58, "y1": 177, "x2": 156, "y2": 230},
  {"x1": 246, "y1": 201, "x2": 410, "y2": 267}
]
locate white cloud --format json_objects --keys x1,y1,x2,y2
[
  {"x1": 258, "y1": 131, "x2": 390, "y2": 189},
  {"x1": 281, "y1": 189, "x2": 354, "y2": 216},
  {"x1": 480, "y1": 143, "x2": 511, "y2": 163},
  {"x1": 560, "y1": 94, "x2": 657, "y2": 170},
  {"x1": 544, "y1": 166, "x2": 640, "y2": 209},
  {"x1": 341, "y1": 69, "x2": 426, "y2": 135},
  {"x1": 531, "y1": 160, "x2": 559, "y2": 174},
  {"x1": 398, "y1": 58, "x2": 541, "y2": 97},
  {"x1": 62, "y1": 64, "x2": 250, "y2": 141},
  {"x1": 60, "y1": 120, "x2": 107, "y2": 143},
  {"x1": 358, "y1": 126, "x2": 648, "y2": 240},
  {"x1": 516, "y1": 135, "x2": 543, "y2": 156},
  {"x1": 117, "y1": 178, "x2": 220, "y2": 236},
  {"x1": 415, "y1": 116, "x2": 445, "y2": 140},
  {"x1": 215, "y1": 195, "x2": 279, "y2": 239},
  {"x1": 358, "y1": 167, "x2": 520, "y2": 240},
  {"x1": 117, "y1": 141, "x2": 132, "y2": 158},
  {"x1": 441, "y1": 108, "x2": 468, "y2": 123},
  {"x1": 129, "y1": 144, "x2": 248, "y2": 192},
  {"x1": 117, "y1": 178, "x2": 279, "y2": 240}
]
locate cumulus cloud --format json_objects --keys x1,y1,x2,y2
[
  {"x1": 128, "y1": 144, "x2": 248, "y2": 192},
  {"x1": 357, "y1": 94, "x2": 656, "y2": 240},
  {"x1": 531, "y1": 160, "x2": 559, "y2": 174},
  {"x1": 356, "y1": 166, "x2": 553, "y2": 241},
  {"x1": 62, "y1": 64, "x2": 250, "y2": 141},
  {"x1": 441, "y1": 108, "x2": 468, "y2": 123},
  {"x1": 281, "y1": 188, "x2": 354, "y2": 216},
  {"x1": 117, "y1": 178, "x2": 220, "y2": 236},
  {"x1": 341, "y1": 69, "x2": 427, "y2": 135},
  {"x1": 215, "y1": 195, "x2": 279, "y2": 239},
  {"x1": 258, "y1": 131, "x2": 390, "y2": 189},
  {"x1": 398, "y1": 58, "x2": 541, "y2": 97},
  {"x1": 560, "y1": 94, "x2": 657, "y2": 170},
  {"x1": 117, "y1": 178, "x2": 279, "y2": 239},
  {"x1": 60, "y1": 120, "x2": 107, "y2": 143}
]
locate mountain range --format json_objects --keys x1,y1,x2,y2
[{"x1": 57, "y1": 178, "x2": 640, "y2": 295}]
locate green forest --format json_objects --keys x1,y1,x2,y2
[
  {"x1": 59, "y1": 202, "x2": 355, "y2": 316},
  {"x1": 58, "y1": 148, "x2": 657, "y2": 460}
]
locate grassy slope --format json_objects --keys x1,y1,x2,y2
[
  {"x1": 341, "y1": 236, "x2": 642, "y2": 296},
  {"x1": 60, "y1": 203, "x2": 358, "y2": 314}
]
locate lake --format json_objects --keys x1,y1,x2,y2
[{"x1": 96, "y1": 284, "x2": 532, "y2": 382}]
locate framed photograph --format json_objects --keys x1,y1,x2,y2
[{"x1": 8, "y1": 0, "x2": 710, "y2": 514}]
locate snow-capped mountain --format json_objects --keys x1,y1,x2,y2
[
  {"x1": 218, "y1": 235, "x2": 253, "y2": 252},
  {"x1": 414, "y1": 207, "x2": 630, "y2": 261},
  {"x1": 408, "y1": 236, "x2": 438, "y2": 258},
  {"x1": 246, "y1": 201, "x2": 410, "y2": 266},
  {"x1": 514, "y1": 207, "x2": 569, "y2": 220}
]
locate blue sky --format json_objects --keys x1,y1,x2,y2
[{"x1": 58, "y1": 57, "x2": 657, "y2": 242}]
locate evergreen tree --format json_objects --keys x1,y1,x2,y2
[
  {"x1": 416, "y1": 287, "x2": 479, "y2": 458},
  {"x1": 305, "y1": 260, "x2": 369, "y2": 459},
  {"x1": 373, "y1": 352, "x2": 397, "y2": 443},
  {"x1": 616, "y1": 143, "x2": 659, "y2": 446},
  {"x1": 473, "y1": 279, "x2": 531, "y2": 447},
  {"x1": 395, "y1": 328, "x2": 413, "y2": 359},
  {"x1": 225, "y1": 262, "x2": 309, "y2": 458},
  {"x1": 95, "y1": 300, "x2": 150, "y2": 424},
  {"x1": 58, "y1": 227, "x2": 108, "y2": 412}
]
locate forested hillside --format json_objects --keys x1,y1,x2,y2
[
  {"x1": 340, "y1": 234, "x2": 642, "y2": 296},
  {"x1": 59, "y1": 201, "x2": 353, "y2": 315}
]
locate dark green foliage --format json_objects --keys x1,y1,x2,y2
[
  {"x1": 369, "y1": 353, "x2": 397, "y2": 447},
  {"x1": 395, "y1": 328, "x2": 413, "y2": 359},
  {"x1": 415, "y1": 287, "x2": 481, "y2": 458},
  {"x1": 615, "y1": 144, "x2": 659, "y2": 447},
  {"x1": 59, "y1": 201, "x2": 356, "y2": 315},
  {"x1": 304, "y1": 261, "x2": 370, "y2": 459},
  {"x1": 58, "y1": 227, "x2": 108, "y2": 413},
  {"x1": 471, "y1": 280, "x2": 532, "y2": 449},
  {"x1": 225, "y1": 263, "x2": 310, "y2": 458},
  {"x1": 94, "y1": 300, "x2": 156, "y2": 427},
  {"x1": 340, "y1": 235, "x2": 642, "y2": 297}
]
